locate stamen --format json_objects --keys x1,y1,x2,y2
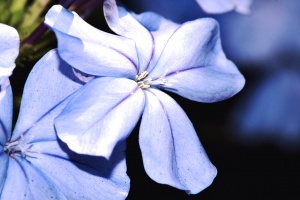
[
  {"x1": 135, "y1": 71, "x2": 148, "y2": 81},
  {"x1": 4, "y1": 141, "x2": 19, "y2": 151},
  {"x1": 135, "y1": 71, "x2": 152, "y2": 89},
  {"x1": 4, "y1": 135, "x2": 38, "y2": 158}
]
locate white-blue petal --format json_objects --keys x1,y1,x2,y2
[
  {"x1": 1, "y1": 158, "x2": 32, "y2": 200},
  {"x1": 55, "y1": 77, "x2": 145, "y2": 158},
  {"x1": 139, "y1": 89, "x2": 217, "y2": 194},
  {"x1": 131, "y1": 11, "x2": 180, "y2": 73},
  {"x1": 104, "y1": 0, "x2": 154, "y2": 72},
  {"x1": 0, "y1": 81, "x2": 12, "y2": 145},
  {"x1": 0, "y1": 23, "x2": 19, "y2": 85},
  {"x1": 12, "y1": 50, "x2": 83, "y2": 141},
  {"x1": 196, "y1": 0, "x2": 252, "y2": 14},
  {"x1": 1, "y1": 66, "x2": 130, "y2": 199},
  {"x1": 45, "y1": 5, "x2": 138, "y2": 78},
  {"x1": 149, "y1": 18, "x2": 245, "y2": 102},
  {"x1": 1, "y1": 96, "x2": 129, "y2": 199}
]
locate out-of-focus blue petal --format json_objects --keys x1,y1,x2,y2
[
  {"x1": 217, "y1": 1, "x2": 300, "y2": 65},
  {"x1": 125, "y1": 0, "x2": 203, "y2": 23},
  {"x1": 231, "y1": 70, "x2": 300, "y2": 147},
  {"x1": 45, "y1": 5, "x2": 138, "y2": 78},
  {"x1": 149, "y1": 18, "x2": 245, "y2": 102},
  {"x1": 0, "y1": 81, "x2": 13, "y2": 145},
  {"x1": 196, "y1": 0, "x2": 251, "y2": 14},
  {"x1": 140, "y1": 89, "x2": 217, "y2": 194},
  {"x1": 55, "y1": 77, "x2": 145, "y2": 158},
  {"x1": 12, "y1": 50, "x2": 83, "y2": 141},
  {"x1": 0, "y1": 23, "x2": 19, "y2": 85},
  {"x1": 104, "y1": 0, "x2": 154, "y2": 72},
  {"x1": 131, "y1": 12, "x2": 180, "y2": 72}
]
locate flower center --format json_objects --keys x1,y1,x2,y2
[
  {"x1": 135, "y1": 71, "x2": 152, "y2": 89},
  {"x1": 4, "y1": 137, "x2": 36, "y2": 158}
]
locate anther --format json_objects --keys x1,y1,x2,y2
[{"x1": 135, "y1": 71, "x2": 152, "y2": 89}]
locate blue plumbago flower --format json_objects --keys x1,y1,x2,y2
[
  {"x1": 0, "y1": 23, "x2": 19, "y2": 86},
  {"x1": 0, "y1": 50, "x2": 129, "y2": 199},
  {"x1": 45, "y1": 0, "x2": 245, "y2": 194},
  {"x1": 196, "y1": 0, "x2": 252, "y2": 14}
]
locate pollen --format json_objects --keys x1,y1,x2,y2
[{"x1": 135, "y1": 71, "x2": 152, "y2": 89}]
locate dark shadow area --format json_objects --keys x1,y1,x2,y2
[{"x1": 58, "y1": 138, "x2": 126, "y2": 178}]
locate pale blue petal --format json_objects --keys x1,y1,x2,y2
[
  {"x1": 0, "y1": 81, "x2": 12, "y2": 145},
  {"x1": 0, "y1": 23, "x2": 19, "y2": 85},
  {"x1": 0, "y1": 148, "x2": 9, "y2": 195},
  {"x1": 1, "y1": 96, "x2": 129, "y2": 199},
  {"x1": 131, "y1": 12, "x2": 180, "y2": 72},
  {"x1": 154, "y1": 63, "x2": 245, "y2": 103},
  {"x1": 104, "y1": 0, "x2": 154, "y2": 72},
  {"x1": 1, "y1": 75, "x2": 129, "y2": 199},
  {"x1": 1, "y1": 159, "x2": 32, "y2": 200},
  {"x1": 26, "y1": 142, "x2": 128, "y2": 199},
  {"x1": 196, "y1": 0, "x2": 252, "y2": 14},
  {"x1": 149, "y1": 18, "x2": 245, "y2": 102},
  {"x1": 12, "y1": 50, "x2": 83, "y2": 141},
  {"x1": 45, "y1": 5, "x2": 138, "y2": 78},
  {"x1": 139, "y1": 89, "x2": 217, "y2": 194},
  {"x1": 55, "y1": 77, "x2": 145, "y2": 158}
]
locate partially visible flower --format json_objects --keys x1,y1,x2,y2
[
  {"x1": 230, "y1": 69, "x2": 300, "y2": 149},
  {"x1": 0, "y1": 23, "x2": 19, "y2": 86},
  {"x1": 216, "y1": 0, "x2": 300, "y2": 66},
  {"x1": 45, "y1": 0, "x2": 245, "y2": 194},
  {"x1": 0, "y1": 50, "x2": 129, "y2": 199},
  {"x1": 124, "y1": 0, "x2": 251, "y2": 24},
  {"x1": 196, "y1": 0, "x2": 252, "y2": 14}
]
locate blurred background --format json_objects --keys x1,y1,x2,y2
[{"x1": 3, "y1": 0, "x2": 300, "y2": 199}]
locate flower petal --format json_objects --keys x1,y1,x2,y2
[
  {"x1": 196, "y1": 0, "x2": 252, "y2": 14},
  {"x1": 12, "y1": 50, "x2": 83, "y2": 141},
  {"x1": 149, "y1": 18, "x2": 245, "y2": 102},
  {"x1": 139, "y1": 89, "x2": 217, "y2": 194},
  {"x1": 1, "y1": 158, "x2": 31, "y2": 199},
  {"x1": 1, "y1": 95, "x2": 129, "y2": 199},
  {"x1": 55, "y1": 77, "x2": 145, "y2": 158},
  {"x1": 1, "y1": 63, "x2": 130, "y2": 199},
  {"x1": 0, "y1": 149, "x2": 9, "y2": 194},
  {"x1": 103, "y1": 0, "x2": 154, "y2": 72},
  {"x1": 0, "y1": 23, "x2": 19, "y2": 85},
  {"x1": 131, "y1": 11, "x2": 180, "y2": 72},
  {"x1": 0, "y1": 80, "x2": 13, "y2": 145},
  {"x1": 45, "y1": 5, "x2": 138, "y2": 78},
  {"x1": 233, "y1": 0, "x2": 252, "y2": 14}
]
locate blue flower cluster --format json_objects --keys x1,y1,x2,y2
[{"x1": 0, "y1": 0, "x2": 246, "y2": 199}]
